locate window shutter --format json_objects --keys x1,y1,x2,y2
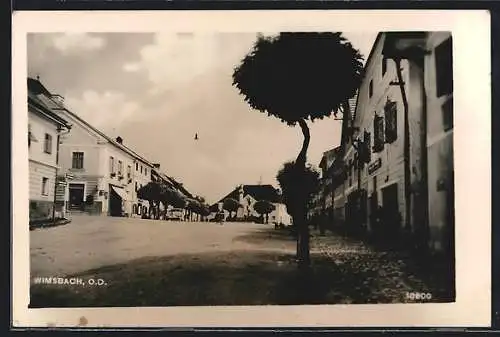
[
  {"x1": 373, "y1": 115, "x2": 384, "y2": 153},
  {"x1": 384, "y1": 100, "x2": 397, "y2": 143},
  {"x1": 363, "y1": 131, "x2": 371, "y2": 163}
]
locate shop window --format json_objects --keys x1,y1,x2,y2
[
  {"x1": 373, "y1": 115, "x2": 385, "y2": 153},
  {"x1": 435, "y1": 37, "x2": 453, "y2": 97},
  {"x1": 384, "y1": 100, "x2": 398, "y2": 143},
  {"x1": 442, "y1": 97, "x2": 453, "y2": 131}
]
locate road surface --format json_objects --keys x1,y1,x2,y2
[{"x1": 30, "y1": 215, "x2": 295, "y2": 277}]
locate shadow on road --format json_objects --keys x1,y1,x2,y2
[
  {"x1": 232, "y1": 227, "x2": 296, "y2": 246},
  {"x1": 30, "y1": 248, "x2": 454, "y2": 308}
]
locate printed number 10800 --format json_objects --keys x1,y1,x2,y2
[{"x1": 406, "y1": 292, "x2": 432, "y2": 301}]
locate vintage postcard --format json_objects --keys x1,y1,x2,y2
[{"x1": 12, "y1": 10, "x2": 491, "y2": 328}]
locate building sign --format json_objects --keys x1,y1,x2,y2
[{"x1": 368, "y1": 158, "x2": 382, "y2": 175}]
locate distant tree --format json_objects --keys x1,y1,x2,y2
[
  {"x1": 209, "y1": 203, "x2": 220, "y2": 213},
  {"x1": 233, "y1": 32, "x2": 363, "y2": 267},
  {"x1": 223, "y1": 198, "x2": 241, "y2": 219},
  {"x1": 137, "y1": 182, "x2": 163, "y2": 220},
  {"x1": 161, "y1": 187, "x2": 187, "y2": 210},
  {"x1": 253, "y1": 200, "x2": 276, "y2": 224}
]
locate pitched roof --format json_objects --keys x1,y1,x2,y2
[
  {"x1": 217, "y1": 184, "x2": 281, "y2": 205},
  {"x1": 28, "y1": 77, "x2": 155, "y2": 167},
  {"x1": 28, "y1": 80, "x2": 71, "y2": 129}
]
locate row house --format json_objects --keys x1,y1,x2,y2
[
  {"x1": 317, "y1": 147, "x2": 341, "y2": 222},
  {"x1": 28, "y1": 77, "x2": 162, "y2": 218},
  {"x1": 330, "y1": 31, "x2": 453, "y2": 253},
  {"x1": 27, "y1": 78, "x2": 71, "y2": 221}
]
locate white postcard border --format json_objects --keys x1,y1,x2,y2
[{"x1": 12, "y1": 10, "x2": 491, "y2": 328}]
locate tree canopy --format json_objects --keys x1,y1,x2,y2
[
  {"x1": 276, "y1": 161, "x2": 321, "y2": 218},
  {"x1": 232, "y1": 32, "x2": 364, "y2": 126},
  {"x1": 223, "y1": 198, "x2": 242, "y2": 217},
  {"x1": 253, "y1": 200, "x2": 276, "y2": 216},
  {"x1": 137, "y1": 182, "x2": 162, "y2": 204}
]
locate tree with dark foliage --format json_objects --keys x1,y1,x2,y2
[
  {"x1": 137, "y1": 182, "x2": 164, "y2": 220},
  {"x1": 253, "y1": 200, "x2": 276, "y2": 224},
  {"x1": 277, "y1": 161, "x2": 320, "y2": 254},
  {"x1": 223, "y1": 198, "x2": 242, "y2": 219},
  {"x1": 232, "y1": 32, "x2": 363, "y2": 267}
]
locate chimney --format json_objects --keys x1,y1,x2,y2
[
  {"x1": 153, "y1": 163, "x2": 161, "y2": 169},
  {"x1": 116, "y1": 136, "x2": 123, "y2": 144}
]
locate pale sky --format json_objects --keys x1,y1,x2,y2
[{"x1": 27, "y1": 32, "x2": 377, "y2": 204}]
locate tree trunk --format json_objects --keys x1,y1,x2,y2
[{"x1": 296, "y1": 119, "x2": 311, "y2": 268}]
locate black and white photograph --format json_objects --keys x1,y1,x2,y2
[{"x1": 12, "y1": 10, "x2": 490, "y2": 328}]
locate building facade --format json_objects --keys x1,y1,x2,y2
[
  {"x1": 213, "y1": 184, "x2": 292, "y2": 226},
  {"x1": 28, "y1": 78, "x2": 71, "y2": 221},
  {"x1": 329, "y1": 32, "x2": 454, "y2": 253}
]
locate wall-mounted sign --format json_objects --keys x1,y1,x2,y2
[{"x1": 368, "y1": 158, "x2": 382, "y2": 175}]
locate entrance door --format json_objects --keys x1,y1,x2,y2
[
  {"x1": 109, "y1": 187, "x2": 122, "y2": 217},
  {"x1": 381, "y1": 183, "x2": 401, "y2": 241},
  {"x1": 68, "y1": 183, "x2": 85, "y2": 211}
]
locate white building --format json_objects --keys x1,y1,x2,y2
[
  {"x1": 329, "y1": 32, "x2": 454, "y2": 253},
  {"x1": 27, "y1": 78, "x2": 156, "y2": 217},
  {"x1": 28, "y1": 78, "x2": 71, "y2": 221},
  {"x1": 213, "y1": 184, "x2": 292, "y2": 226}
]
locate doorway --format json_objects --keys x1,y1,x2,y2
[
  {"x1": 68, "y1": 183, "x2": 85, "y2": 211},
  {"x1": 381, "y1": 183, "x2": 401, "y2": 242},
  {"x1": 109, "y1": 186, "x2": 123, "y2": 217}
]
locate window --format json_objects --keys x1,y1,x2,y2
[
  {"x1": 127, "y1": 165, "x2": 131, "y2": 179},
  {"x1": 369, "y1": 80, "x2": 373, "y2": 98},
  {"x1": 41, "y1": 177, "x2": 49, "y2": 196},
  {"x1": 435, "y1": 37, "x2": 453, "y2": 97},
  {"x1": 442, "y1": 97, "x2": 453, "y2": 131},
  {"x1": 384, "y1": 100, "x2": 398, "y2": 143},
  {"x1": 136, "y1": 162, "x2": 138, "y2": 171},
  {"x1": 140, "y1": 166, "x2": 143, "y2": 174},
  {"x1": 72, "y1": 152, "x2": 84, "y2": 169},
  {"x1": 135, "y1": 182, "x2": 138, "y2": 192},
  {"x1": 28, "y1": 124, "x2": 32, "y2": 148},
  {"x1": 145, "y1": 168, "x2": 148, "y2": 176},
  {"x1": 373, "y1": 115, "x2": 385, "y2": 153},
  {"x1": 382, "y1": 57, "x2": 388, "y2": 76},
  {"x1": 109, "y1": 156, "x2": 115, "y2": 174},
  {"x1": 44, "y1": 133, "x2": 52, "y2": 154},
  {"x1": 118, "y1": 160, "x2": 123, "y2": 174}
]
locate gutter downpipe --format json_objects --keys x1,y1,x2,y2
[{"x1": 394, "y1": 58, "x2": 412, "y2": 233}]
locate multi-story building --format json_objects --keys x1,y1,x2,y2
[
  {"x1": 27, "y1": 77, "x2": 156, "y2": 217},
  {"x1": 330, "y1": 31, "x2": 453, "y2": 253},
  {"x1": 318, "y1": 146, "x2": 341, "y2": 222},
  {"x1": 28, "y1": 78, "x2": 72, "y2": 221}
]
